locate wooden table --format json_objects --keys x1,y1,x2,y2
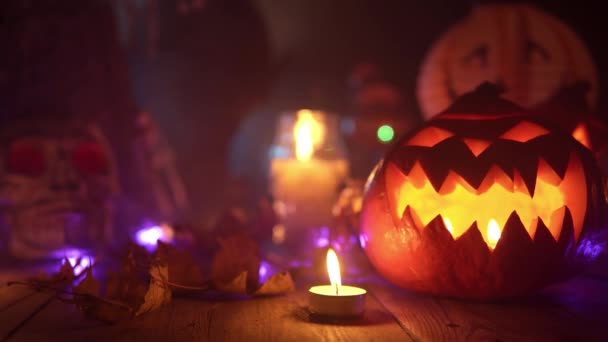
[{"x1": 1, "y1": 263, "x2": 607, "y2": 342}]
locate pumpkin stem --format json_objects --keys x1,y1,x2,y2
[{"x1": 438, "y1": 81, "x2": 526, "y2": 117}]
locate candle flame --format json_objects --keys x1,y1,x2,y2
[
  {"x1": 294, "y1": 110, "x2": 324, "y2": 161},
  {"x1": 443, "y1": 217, "x2": 453, "y2": 234},
  {"x1": 487, "y1": 219, "x2": 501, "y2": 249},
  {"x1": 327, "y1": 248, "x2": 342, "y2": 295}
]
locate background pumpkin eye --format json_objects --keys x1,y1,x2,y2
[
  {"x1": 71, "y1": 142, "x2": 110, "y2": 176},
  {"x1": 462, "y1": 44, "x2": 489, "y2": 68},
  {"x1": 524, "y1": 40, "x2": 550, "y2": 64},
  {"x1": 5, "y1": 142, "x2": 46, "y2": 177}
]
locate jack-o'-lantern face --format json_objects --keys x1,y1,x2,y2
[
  {"x1": 417, "y1": 4, "x2": 598, "y2": 119},
  {"x1": 0, "y1": 119, "x2": 119, "y2": 259},
  {"x1": 360, "y1": 84, "x2": 606, "y2": 299},
  {"x1": 387, "y1": 120, "x2": 587, "y2": 249}
]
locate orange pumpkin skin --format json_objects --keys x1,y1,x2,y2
[
  {"x1": 531, "y1": 83, "x2": 608, "y2": 174},
  {"x1": 360, "y1": 84, "x2": 606, "y2": 299}
]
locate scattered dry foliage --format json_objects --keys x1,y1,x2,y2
[{"x1": 8, "y1": 233, "x2": 294, "y2": 324}]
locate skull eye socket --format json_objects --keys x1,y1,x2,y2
[
  {"x1": 72, "y1": 142, "x2": 109, "y2": 176},
  {"x1": 5, "y1": 142, "x2": 46, "y2": 177}
]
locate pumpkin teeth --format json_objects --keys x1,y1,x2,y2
[
  {"x1": 533, "y1": 217, "x2": 555, "y2": 244},
  {"x1": 493, "y1": 211, "x2": 533, "y2": 251},
  {"x1": 412, "y1": 207, "x2": 571, "y2": 250},
  {"x1": 515, "y1": 161, "x2": 538, "y2": 197},
  {"x1": 387, "y1": 150, "x2": 586, "y2": 245},
  {"x1": 535, "y1": 137, "x2": 572, "y2": 179},
  {"x1": 557, "y1": 207, "x2": 575, "y2": 249}
]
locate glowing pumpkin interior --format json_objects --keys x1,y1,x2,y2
[
  {"x1": 572, "y1": 123, "x2": 592, "y2": 149},
  {"x1": 386, "y1": 122, "x2": 587, "y2": 250}
]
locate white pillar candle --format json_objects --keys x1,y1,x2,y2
[{"x1": 269, "y1": 110, "x2": 349, "y2": 237}]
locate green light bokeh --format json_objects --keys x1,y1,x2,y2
[{"x1": 377, "y1": 124, "x2": 394, "y2": 143}]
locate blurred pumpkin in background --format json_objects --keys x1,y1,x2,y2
[
  {"x1": 531, "y1": 82, "x2": 608, "y2": 175},
  {"x1": 416, "y1": 3, "x2": 598, "y2": 119},
  {"x1": 344, "y1": 63, "x2": 421, "y2": 179}
]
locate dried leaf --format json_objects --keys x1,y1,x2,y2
[
  {"x1": 27, "y1": 258, "x2": 75, "y2": 287},
  {"x1": 72, "y1": 244, "x2": 171, "y2": 323},
  {"x1": 136, "y1": 263, "x2": 171, "y2": 316},
  {"x1": 104, "y1": 248, "x2": 148, "y2": 311},
  {"x1": 215, "y1": 271, "x2": 248, "y2": 294},
  {"x1": 156, "y1": 241, "x2": 205, "y2": 293},
  {"x1": 73, "y1": 269, "x2": 100, "y2": 297},
  {"x1": 211, "y1": 232, "x2": 260, "y2": 291},
  {"x1": 254, "y1": 271, "x2": 295, "y2": 296},
  {"x1": 72, "y1": 269, "x2": 133, "y2": 323},
  {"x1": 72, "y1": 292, "x2": 134, "y2": 324},
  {"x1": 82, "y1": 300, "x2": 133, "y2": 324}
]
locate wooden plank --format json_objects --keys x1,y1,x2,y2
[
  {"x1": 0, "y1": 265, "x2": 57, "y2": 341},
  {"x1": 0, "y1": 285, "x2": 55, "y2": 341},
  {"x1": 367, "y1": 277, "x2": 607, "y2": 341},
  {"x1": 542, "y1": 276, "x2": 608, "y2": 324},
  {"x1": 10, "y1": 289, "x2": 412, "y2": 341},
  {"x1": 0, "y1": 283, "x2": 37, "y2": 311},
  {"x1": 204, "y1": 290, "x2": 412, "y2": 342}
]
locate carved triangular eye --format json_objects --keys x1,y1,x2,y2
[
  {"x1": 406, "y1": 126, "x2": 454, "y2": 147},
  {"x1": 572, "y1": 123, "x2": 591, "y2": 149},
  {"x1": 500, "y1": 121, "x2": 550, "y2": 142}
]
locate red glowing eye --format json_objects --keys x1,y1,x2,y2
[
  {"x1": 72, "y1": 142, "x2": 109, "y2": 175},
  {"x1": 6, "y1": 142, "x2": 46, "y2": 177}
]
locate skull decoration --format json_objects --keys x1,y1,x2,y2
[
  {"x1": 360, "y1": 83, "x2": 606, "y2": 299},
  {"x1": 0, "y1": 117, "x2": 119, "y2": 259}
]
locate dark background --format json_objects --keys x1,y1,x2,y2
[{"x1": 2, "y1": 0, "x2": 606, "y2": 224}]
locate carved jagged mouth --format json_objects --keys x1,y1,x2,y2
[{"x1": 385, "y1": 152, "x2": 587, "y2": 248}]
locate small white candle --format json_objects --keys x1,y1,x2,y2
[{"x1": 308, "y1": 249, "x2": 366, "y2": 317}]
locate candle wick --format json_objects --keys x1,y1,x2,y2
[{"x1": 335, "y1": 283, "x2": 339, "y2": 296}]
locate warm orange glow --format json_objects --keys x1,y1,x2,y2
[
  {"x1": 406, "y1": 126, "x2": 454, "y2": 147},
  {"x1": 443, "y1": 217, "x2": 454, "y2": 234},
  {"x1": 327, "y1": 248, "x2": 342, "y2": 295},
  {"x1": 500, "y1": 121, "x2": 550, "y2": 142},
  {"x1": 462, "y1": 138, "x2": 491, "y2": 156},
  {"x1": 487, "y1": 219, "x2": 501, "y2": 249},
  {"x1": 385, "y1": 152, "x2": 587, "y2": 248},
  {"x1": 294, "y1": 110, "x2": 325, "y2": 161},
  {"x1": 572, "y1": 123, "x2": 592, "y2": 149}
]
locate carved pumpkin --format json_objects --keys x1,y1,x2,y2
[
  {"x1": 531, "y1": 83, "x2": 608, "y2": 174},
  {"x1": 416, "y1": 4, "x2": 598, "y2": 120},
  {"x1": 360, "y1": 83, "x2": 606, "y2": 299}
]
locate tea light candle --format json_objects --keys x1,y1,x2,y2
[{"x1": 308, "y1": 248, "x2": 366, "y2": 317}]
